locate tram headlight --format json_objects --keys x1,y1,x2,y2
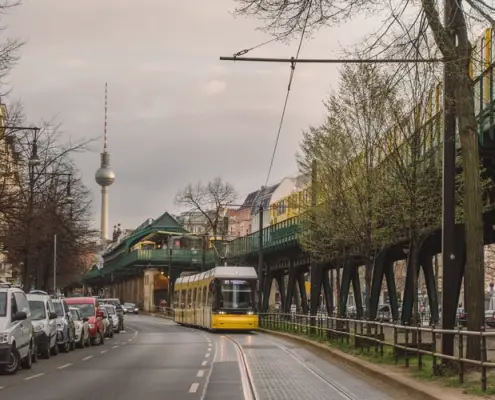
[
  {"x1": 247, "y1": 311, "x2": 254, "y2": 315},
  {"x1": 218, "y1": 311, "x2": 226, "y2": 315}
]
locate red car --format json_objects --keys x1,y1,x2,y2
[{"x1": 65, "y1": 297, "x2": 105, "y2": 345}]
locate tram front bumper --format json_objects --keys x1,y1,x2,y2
[{"x1": 211, "y1": 314, "x2": 259, "y2": 330}]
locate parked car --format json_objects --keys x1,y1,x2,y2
[
  {"x1": 69, "y1": 307, "x2": 90, "y2": 348},
  {"x1": 100, "y1": 298, "x2": 124, "y2": 331},
  {"x1": 0, "y1": 282, "x2": 34, "y2": 374},
  {"x1": 102, "y1": 304, "x2": 119, "y2": 334},
  {"x1": 65, "y1": 297, "x2": 105, "y2": 345},
  {"x1": 100, "y1": 306, "x2": 113, "y2": 338},
  {"x1": 123, "y1": 302, "x2": 138, "y2": 314},
  {"x1": 27, "y1": 293, "x2": 58, "y2": 359},
  {"x1": 52, "y1": 299, "x2": 76, "y2": 352}
]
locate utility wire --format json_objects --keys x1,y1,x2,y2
[{"x1": 264, "y1": 2, "x2": 312, "y2": 188}]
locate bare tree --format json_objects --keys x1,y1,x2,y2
[
  {"x1": 175, "y1": 177, "x2": 238, "y2": 237},
  {"x1": 0, "y1": 119, "x2": 97, "y2": 291}
]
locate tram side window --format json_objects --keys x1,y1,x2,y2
[
  {"x1": 173, "y1": 291, "x2": 179, "y2": 308},
  {"x1": 187, "y1": 289, "x2": 192, "y2": 308},
  {"x1": 197, "y1": 288, "x2": 202, "y2": 307},
  {"x1": 192, "y1": 288, "x2": 197, "y2": 308},
  {"x1": 202, "y1": 285, "x2": 207, "y2": 307},
  {"x1": 180, "y1": 290, "x2": 186, "y2": 308}
]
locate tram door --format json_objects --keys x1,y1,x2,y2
[{"x1": 193, "y1": 288, "x2": 197, "y2": 325}]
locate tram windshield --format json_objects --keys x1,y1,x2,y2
[{"x1": 219, "y1": 279, "x2": 254, "y2": 309}]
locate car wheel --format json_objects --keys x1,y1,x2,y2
[
  {"x1": 51, "y1": 341, "x2": 59, "y2": 356},
  {"x1": 92, "y1": 332, "x2": 101, "y2": 346},
  {"x1": 31, "y1": 343, "x2": 38, "y2": 363},
  {"x1": 60, "y1": 339, "x2": 70, "y2": 353},
  {"x1": 21, "y1": 346, "x2": 32, "y2": 370},
  {"x1": 42, "y1": 342, "x2": 51, "y2": 359},
  {"x1": 1, "y1": 346, "x2": 20, "y2": 375}
]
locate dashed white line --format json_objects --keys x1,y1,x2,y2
[
  {"x1": 189, "y1": 383, "x2": 200, "y2": 393},
  {"x1": 57, "y1": 363, "x2": 72, "y2": 370},
  {"x1": 101, "y1": 350, "x2": 108, "y2": 354},
  {"x1": 112, "y1": 345, "x2": 119, "y2": 349},
  {"x1": 0, "y1": 386, "x2": 4, "y2": 390},
  {"x1": 205, "y1": 353, "x2": 210, "y2": 358},
  {"x1": 82, "y1": 355, "x2": 93, "y2": 361},
  {"x1": 197, "y1": 370, "x2": 205, "y2": 378},
  {"x1": 128, "y1": 339, "x2": 132, "y2": 342},
  {"x1": 25, "y1": 373, "x2": 44, "y2": 380},
  {"x1": 201, "y1": 360, "x2": 207, "y2": 366}
]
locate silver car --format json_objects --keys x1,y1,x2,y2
[
  {"x1": 102, "y1": 304, "x2": 119, "y2": 333},
  {"x1": 69, "y1": 307, "x2": 90, "y2": 348},
  {"x1": 52, "y1": 299, "x2": 76, "y2": 352}
]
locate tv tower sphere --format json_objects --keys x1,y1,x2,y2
[{"x1": 95, "y1": 153, "x2": 115, "y2": 187}]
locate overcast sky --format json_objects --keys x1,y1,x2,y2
[{"x1": 3, "y1": 0, "x2": 375, "y2": 231}]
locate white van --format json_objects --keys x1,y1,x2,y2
[{"x1": 0, "y1": 283, "x2": 34, "y2": 374}]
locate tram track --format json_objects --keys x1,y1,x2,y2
[{"x1": 223, "y1": 335, "x2": 259, "y2": 400}]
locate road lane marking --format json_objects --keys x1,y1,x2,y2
[
  {"x1": 205, "y1": 352, "x2": 210, "y2": 358},
  {"x1": 25, "y1": 373, "x2": 44, "y2": 380},
  {"x1": 197, "y1": 370, "x2": 205, "y2": 377},
  {"x1": 201, "y1": 360, "x2": 207, "y2": 366},
  {"x1": 57, "y1": 363, "x2": 72, "y2": 369},
  {"x1": 113, "y1": 345, "x2": 119, "y2": 349},
  {"x1": 128, "y1": 339, "x2": 132, "y2": 342},
  {"x1": 0, "y1": 386, "x2": 4, "y2": 390},
  {"x1": 189, "y1": 383, "x2": 199, "y2": 393},
  {"x1": 82, "y1": 356, "x2": 93, "y2": 361},
  {"x1": 101, "y1": 350, "x2": 108, "y2": 354}
]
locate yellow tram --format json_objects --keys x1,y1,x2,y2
[{"x1": 173, "y1": 266, "x2": 259, "y2": 331}]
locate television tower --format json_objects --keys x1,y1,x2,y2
[{"x1": 95, "y1": 83, "x2": 115, "y2": 246}]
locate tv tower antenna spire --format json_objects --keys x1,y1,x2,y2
[{"x1": 95, "y1": 82, "x2": 116, "y2": 246}]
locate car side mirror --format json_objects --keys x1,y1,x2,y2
[
  {"x1": 96, "y1": 311, "x2": 104, "y2": 318},
  {"x1": 49, "y1": 312, "x2": 58, "y2": 319},
  {"x1": 82, "y1": 317, "x2": 89, "y2": 322},
  {"x1": 13, "y1": 311, "x2": 27, "y2": 321}
]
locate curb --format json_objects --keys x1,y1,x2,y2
[{"x1": 259, "y1": 328, "x2": 456, "y2": 400}]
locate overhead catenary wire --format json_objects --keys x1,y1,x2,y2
[{"x1": 263, "y1": 1, "x2": 313, "y2": 189}]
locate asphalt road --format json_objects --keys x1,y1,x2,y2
[{"x1": 0, "y1": 314, "x2": 411, "y2": 400}]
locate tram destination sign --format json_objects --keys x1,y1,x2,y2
[{"x1": 223, "y1": 280, "x2": 248, "y2": 285}]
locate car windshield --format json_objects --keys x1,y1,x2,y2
[
  {"x1": 53, "y1": 302, "x2": 64, "y2": 317},
  {"x1": 105, "y1": 306, "x2": 115, "y2": 315},
  {"x1": 71, "y1": 303, "x2": 95, "y2": 318},
  {"x1": 29, "y1": 300, "x2": 46, "y2": 320},
  {"x1": 70, "y1": 309, "x2": 80, "y2": 320},
  {"x1": 124, "y1": 303, "x2": 135, "y2": 307},
  {"x1": 0, "y1": 293, "x2": 6, "y2": 317}
]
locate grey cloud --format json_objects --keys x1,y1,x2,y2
[{"x1": 3, "y1": 0, "x2": 377, "y2": 230}]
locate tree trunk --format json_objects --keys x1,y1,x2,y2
[{"x1": 457, "y1": 74, "x2": 485, "y2": 360}]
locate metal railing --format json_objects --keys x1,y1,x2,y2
[{"x1": 262, "y1": 312, "x2": 495, "y2": 392}]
